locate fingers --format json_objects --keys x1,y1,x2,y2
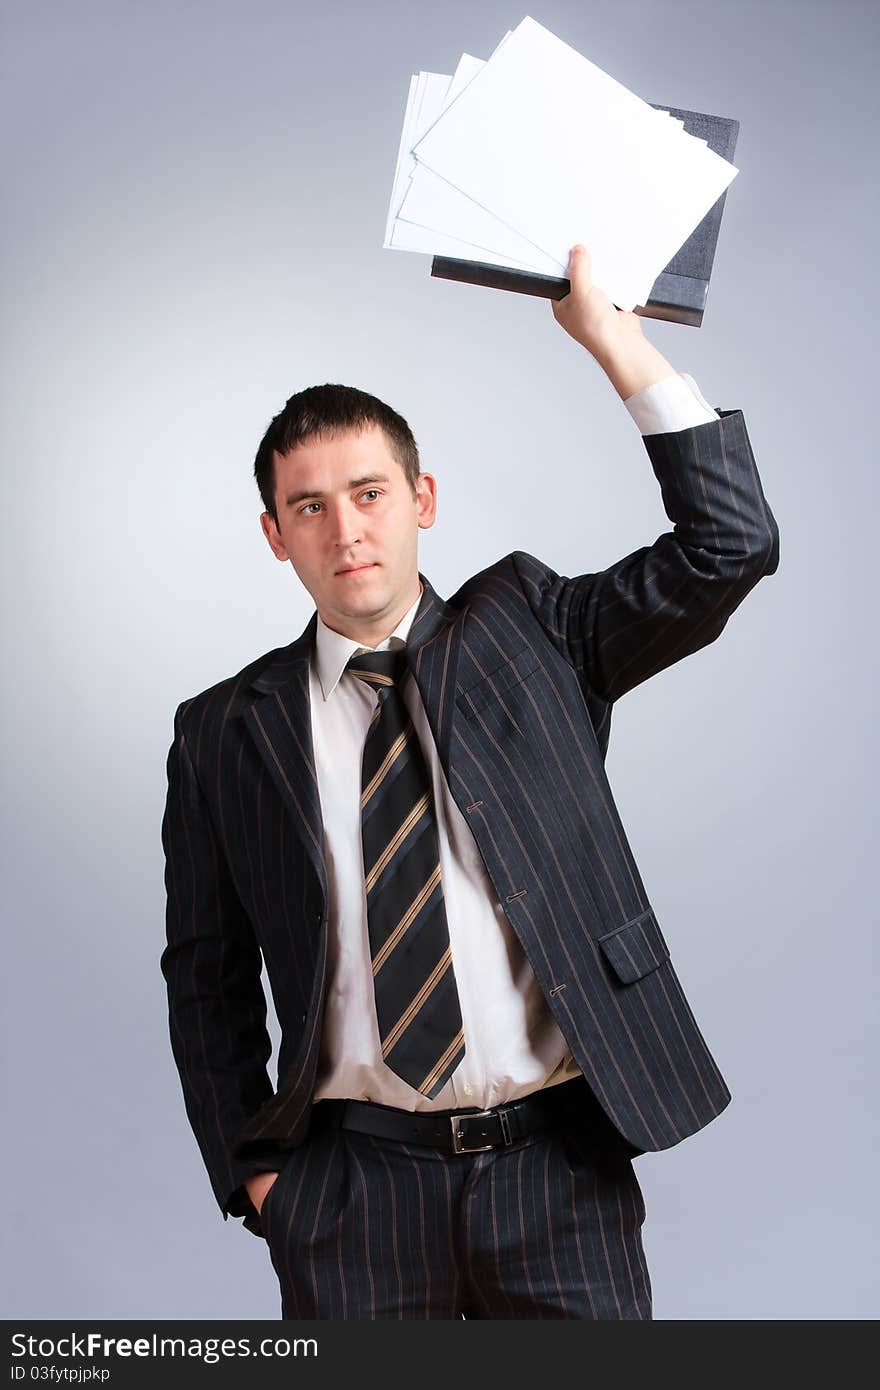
[
  {"x1": 567, "y1": 243, "x2": 592, "y2": 286},
  {"x1": 552, "y1": 243, "x2": 591, "y2": 321}
]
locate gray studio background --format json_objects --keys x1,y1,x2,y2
[{"x1": 3, "y1": 0, "x2": 877, "y2": 1320}]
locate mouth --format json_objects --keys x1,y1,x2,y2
[{"x1": 335, "y1": 562, "x2": 377, "y2": 577}]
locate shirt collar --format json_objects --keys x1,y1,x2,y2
[{"x1": 314, "y1": 583, "x2": 423, "y2": 700}]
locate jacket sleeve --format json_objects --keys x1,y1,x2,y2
[
  {"x1": 511, "y1": 409, "x2": 780, "y2": 705},
  {"x1": 160, "y1": 701, "x2": 276, "y2": 1226}
]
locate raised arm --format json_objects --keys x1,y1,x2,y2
[{"x1": 513, "y1": 246, "x2": 780, "y2": 706}]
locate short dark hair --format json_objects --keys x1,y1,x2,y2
[{"x1": 253, "y1": 383, "x2": 421, "y2": 523}]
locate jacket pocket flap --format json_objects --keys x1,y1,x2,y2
[
  {"x1": 457, "y1": 646, "x2": 541, "y2": 718},
  {"x1": 596, "y1": 909, "x2": 670, "y2": 984}
]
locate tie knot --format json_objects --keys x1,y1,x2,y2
[{"x1": 345, "y1": 646, "x2": 409, "y2": 693}]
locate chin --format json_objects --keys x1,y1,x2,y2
[{"x1": 336, "y1": 579, "x2": 387, "y2": 608}]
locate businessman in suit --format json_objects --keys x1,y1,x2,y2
[{"x1": 161, "y1": 244, "x2": 779, "y2": 1318}]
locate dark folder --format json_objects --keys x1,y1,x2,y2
[{"x1": 430, "y1": 106, "x2": 739, "y2": 327}]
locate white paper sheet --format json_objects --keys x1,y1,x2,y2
[
  {"x1": 411, "y1": 18, "x2": 737, "y2": 307},
  {"x1": 394, "y1": 53, "x2": 567, "y2": 274},
  {"x1": 384, "y1": 15, "x2": 738, "y2": 310},
  {"x1": 384, "y1": 68, "x2": 550, "y2": 271}
]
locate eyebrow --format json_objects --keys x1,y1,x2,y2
[{"x1": 283, "y1": 474, "x2": 392, "y2": 507}]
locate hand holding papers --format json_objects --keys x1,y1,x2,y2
[
  {"x1": 384, "y1": 15, "x2": 740, "y2": 325},
  {"x1": 550, "y1": 244, "x2": 629, "y2": 357},
  {"x1": 551, "y1": 244, "x2": 688, "y2": 398}
]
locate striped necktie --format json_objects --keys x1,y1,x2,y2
[{"x1": 345, "y1": 646, "x2": 465, "y2": 1098}]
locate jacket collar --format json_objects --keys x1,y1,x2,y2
[
  {"x1": 313, "y1": 586, "x2": 419, "y2": 701},
  {"x1": 248, "y1": 570, "x2": 456, "y2": 697}
]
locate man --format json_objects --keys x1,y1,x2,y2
[{"x1": 161, "y1": 245, "x2": 779, "y2": 1318}]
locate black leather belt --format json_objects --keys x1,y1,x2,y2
[{"x1": 311, "y1": 1076, "x2": 587, "y2": 1154}]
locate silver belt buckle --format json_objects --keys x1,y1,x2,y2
[{"x1": 451, "y1": 1107, "x2": 513, "y2": 1153}]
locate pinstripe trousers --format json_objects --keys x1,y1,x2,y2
[{"x1": 259, "y1": 1082, "x2": 652, "y2": 1320}]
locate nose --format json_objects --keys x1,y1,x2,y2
[{"x1": 327, "y1": 497, "x2": 362, "y2": 551}]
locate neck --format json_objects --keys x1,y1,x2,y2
[{"x1": 320, "y1": 579, "x2": 423, "y2": 649}]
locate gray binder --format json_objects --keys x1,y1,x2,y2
[{"x1": 430, "y1": 106, "x2": 739, "y2": 327}]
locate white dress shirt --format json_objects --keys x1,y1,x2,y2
[{"x1": 310, "y1": 372, "x2": 718, "y2": 1111}]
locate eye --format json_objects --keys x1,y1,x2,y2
[
  {"x1": 360, "y1": 489, "x2": 381, "y2": 502},
  {"x1": 299, "y1": 502, "x2": 321, "y2": 515}
]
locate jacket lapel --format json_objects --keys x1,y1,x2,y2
[
  {"x1": 241, "y1": 571, "x2": 463, "y2": 910},
  {"x1": 406, "y1": 570, "x2": 464, "y2": 770},
  {"x1": 242, "y1": 610, "x2": 327, "y2": 908}
]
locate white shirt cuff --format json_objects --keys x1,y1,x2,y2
[{"x1": 624, "y1": 372, "x2": 720, "y2": 435}]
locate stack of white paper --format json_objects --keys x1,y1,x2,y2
[{"x1": 383, "y1": 15, "x2": 738, "y2": 311}]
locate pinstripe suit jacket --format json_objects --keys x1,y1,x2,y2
[{"x1": 161, "y1": 408, "x2": 779, "y2": 1237}]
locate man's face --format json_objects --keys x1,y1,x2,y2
[{"x1": 260, "y1": 423, "x2": 437, "y2": 640}]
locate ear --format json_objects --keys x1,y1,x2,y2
[
  {"x1": 414, "y1": 472, "x2": 438, "y2": 531},
  {"x1": 260, "y1": 510, "x2": 290, "y2": 562}
]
